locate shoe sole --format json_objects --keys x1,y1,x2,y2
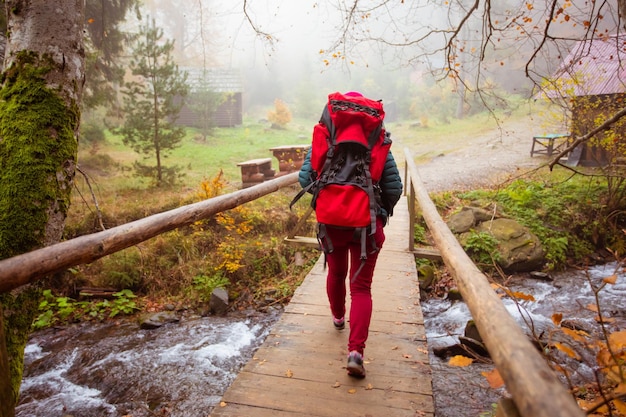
[{"x1": 347, "y1": 362, "x2": 366, "y2": 378}]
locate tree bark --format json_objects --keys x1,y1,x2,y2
[{"x1": 0, "y1": 1, "x2": 85, "y2": 414}]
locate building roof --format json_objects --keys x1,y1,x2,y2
[
  {"x1": 182, "y1": 67, "x2": 243, "y2": 93},
  {"x1": 555, "y1": 33, "x2": 626, "y2": 97}
]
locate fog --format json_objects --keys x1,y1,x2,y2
[{"x1": 134, "y1": 0, "x2": 623, "y2": 120}]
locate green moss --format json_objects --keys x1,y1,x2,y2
[
  {"x1": 0, "y1": 51, "x2": 80, "y2": 406},
  {"x1": 0, "y1": 289, "x2": 40, "y2": 406},
  {"x1": 0, "y1": 52, "x2": 79, "y2": 258}
]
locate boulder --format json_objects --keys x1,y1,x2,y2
[
  {"x1": 475, "y1": 218, "x2": 545, "y2": 272},
  {"x1": 209, "y1": 287, "x2": 229, "y2": 315},
  {"x1": 446, "y1": 206, "x2": 496, "y2": 234}
]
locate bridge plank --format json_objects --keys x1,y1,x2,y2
[{"x1": 210, "y1": 197, "x2": 434, "y2": 416}]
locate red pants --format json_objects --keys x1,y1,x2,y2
[{"x1": 324, "y1": 218, "x2": 385, "y2": 355}]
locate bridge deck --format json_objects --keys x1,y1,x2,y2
[{"x1": 210, "y1": 197, "x2": 434, "y2": 416}]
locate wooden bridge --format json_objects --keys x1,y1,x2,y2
[
  {"x1": 0, "y1": 148, "x2": 586, "y2": 417},
  {"x1": 210, "y1": 196, "x2": 434, "y2": 417}
]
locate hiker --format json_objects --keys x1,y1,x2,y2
[{"x1": 297, "y1": 91, "x2": 403, "y2": 378}]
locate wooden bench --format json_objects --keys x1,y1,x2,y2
[
  {"x1": 530, "y1": 133, "x2": 570, "y2": 157},
  {"x1": 237, "y1": 158, "x2": 275, "y2": 188},
  {"x1": 269, "y1": 144, "x2": 311, "y2": 174}
]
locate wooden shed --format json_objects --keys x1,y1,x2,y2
[
  {"x1": 178, "y1": 68, "x2": 243, "y2": 128},
  {"x1": 552, "y1": 34, "x2": 626, "y2": 166}
]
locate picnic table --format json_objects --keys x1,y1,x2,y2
[{"x1": 530, "y1": 133, "x2": 570, "y2": 157}]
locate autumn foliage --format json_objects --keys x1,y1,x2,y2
[{"x1": 267, "y1": 98, "x2": 292, "y2": 129}]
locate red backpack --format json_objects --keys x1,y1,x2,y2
[{"x1": 292, "y1": 92, "x2": 392, "y2": 272}]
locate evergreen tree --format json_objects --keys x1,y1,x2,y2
[
  {"x1": 189, "y1": 71, "x2": 223, "y2": 142},
  {"x1": 118, "y1": 19, "x2": 189, "y2": 186}
]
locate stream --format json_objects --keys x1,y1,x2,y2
[
  {"x1": 423, "y1": 261, "x2": 626, "y2": 417},
  {"x1": 16, "y1": 263, "x2": 626, "y2": 417},
  {"x1": 17, "y1": 309, "x2": 282, "y2": 417}
]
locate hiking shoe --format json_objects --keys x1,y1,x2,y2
[
  {"x1": 346, "y1": 351, "x2": 366, "y2": 378},
  {"x1": 333, "y1": 317, "x2": 345, "y2": 330}
]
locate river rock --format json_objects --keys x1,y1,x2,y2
[
  {"x1": 139, "y1": 311, "x2": 179, "y2": 329},
  {"x1": 476, "y1": 218, "x2": 544, "y2": 272},
  {"x1": 209, "y1": 287, "x2": 229, "y2": 315},
  {"x1": 446, "y1": 207, "x2": 496, "y2": 234}
]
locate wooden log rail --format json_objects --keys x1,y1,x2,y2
[
  {"x1": 403, "y1": 147, "x2": 584, "y2": 417},
  {"x1": 0, "y1": 173, "x2": 299, "y2": 294}
]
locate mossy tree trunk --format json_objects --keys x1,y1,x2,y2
[{"x1": 0, "y1": 1, "x2": 85, "y2": 415}]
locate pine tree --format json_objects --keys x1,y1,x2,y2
[{"x1": 118, "y1": 19, "x2": 189, "y2": 186}]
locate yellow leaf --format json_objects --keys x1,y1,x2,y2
[
  {"x1": 481, "y1": 368, "x2": 504, "y2": 389},
  {"x1": 603, "y1": 274, "x2": 617, "y2": 284},
  {"x1": 609, "y1": 330, "x2": 626, "y2": 348},
  {"x1": 348, "y1": 388, "x2": 357, "y2": 394},
  {"x1": 553, "y1": 342, "x2": 581, "y2": 360},
  {"x1": 614, "y1": 399, "x2": 626, "y2": 414},
  {"x1": 285, "y1": 369, "x2": 293, "y2": 378},
  {"x1": 551, "y1": 313, "x2": 563, "y2": 326},
  {"x1": 510, "y1": 291, "x2": 535, "y2": 301},
  {"x1": 449, "y1": 355, "x2": 474, "y2": 367},
  {"x1": 365, "y1": 383, "x2": 373, "y2": 390},
  {"x1": 220, "y1": 401, "x2": 227, "y2": 407},
  {"x1": 561, "y1": 327, "x2": 589, "y2": 342}
]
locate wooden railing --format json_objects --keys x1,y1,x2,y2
[
  {"x1": 0, "y1": 173, "x2": 299, "y2": 294},
  {"x1": 403, "y1": 147, "x2": 584, "y2": 417}
]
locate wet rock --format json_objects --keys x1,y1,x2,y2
[
  {"x1": 529, "y1": 271, "x2": 552, "y2": 281},
  {"x1": 209, "y1": 287, "x2": 229, "y2": 315},
  {"x1": 139, "y1": 311, "x2": 179, "y2": 329},
  {"x1": 447, "y1": 288, "x2": 463, "y2": 301},
  {"x1": 458, "y1": 336, "x2": 490, "y2": 358},
  {"x1": 418, "y1": 265, "x2": 436, "y2": 290},
  {"x1": 464, "y1": 320, "x2": 483, "y2": 343}
]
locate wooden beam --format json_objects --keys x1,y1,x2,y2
[
  {"x1": 0, "y1": 173, "x2": 299, "y2": 294},
  {"x1": 403, "y1": 147, "x2": 584, "y2": 417}
]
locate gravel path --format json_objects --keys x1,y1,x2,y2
[{"x1": 395, "y1": 117, "x2": 549, "y2": 192}]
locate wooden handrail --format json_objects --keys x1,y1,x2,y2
[
  {"x1": 403, "y1": 147, "x2": 584, "y2": 417},
  {"x1": 0, "y1": 173, "x2": 299, "y2": 294}
]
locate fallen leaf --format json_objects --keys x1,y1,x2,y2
[
  {"x1": 553, "y1": 342, "x2": 581, "y2": 360},
  {"x1": 332, "y1": 381, "x2": 341, "y2": 388},
  {"x1": 365, "y1": 383, "x2": 373, "y2": 390},
  {"x1": 285, "y1": 369, "x2": 293, "y2": 378},
  {"x1": 603, "y1": 274, "x2": 617, "y2": 284},
  {"x1": 449, "y1": 355, "x2": 473, "y2": 367},
  {"x1": 348, "y1": 388, "x2": 357, "y2": 394},
  {"x1": 220, "y1": 401, "x2": 227, "y2": 407},
  {"x1": 551, "y1": 313, "x2": 563, "y2": 326},
  {"x1": 609, "y1": 330, "x2": 626, "y2": 348},
  {"x1": 586, "y1": 303, "x2": 599, "y2": 312},
  {"x1": 561, "y1": 327, "x2": 589, "y2": 342},
  {"x1": 391, "y1": 346, "x2": 399, "y2": 350},
  {"x1": 481, "y1": 368, "x2": 504, "y2": 389}
]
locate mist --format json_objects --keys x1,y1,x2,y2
[{"x1": 128, "y1": 0, "x2": 624, "y2": 121}]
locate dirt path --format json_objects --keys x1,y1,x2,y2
[{"x1": 394, "y1": 117, "x2": 549, "y2": 192}]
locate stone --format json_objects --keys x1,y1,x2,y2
[
  {"x1": 139, "y1": 311, "x2": 179, "y2": 330},
  {"x1": 446, "y1": 208, "x2": 477, "y2": 234},
  {"x1": 209, "y1": 287, "x2": 229, "y2": 315},
  {"x1": 475, "y1": 218, "x2": 545, "y2": 272}
]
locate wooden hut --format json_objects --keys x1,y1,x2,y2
[
  {"x1": 178, "y1": 68, "x2": 243, "y2": 128},
  {"x1": 552, "y1": 34, "x2": 626, "y2": 166}
]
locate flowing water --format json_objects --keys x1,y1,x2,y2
[
  {"x1": 423, "y1": 262, "x2": 626, "y2": 417},
  {"x1": 17, "y1": 309, "x2": 282, "y2": 417},
  {"x1": 16, "y1": 263, "x2": 626, "y2": 417}
]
